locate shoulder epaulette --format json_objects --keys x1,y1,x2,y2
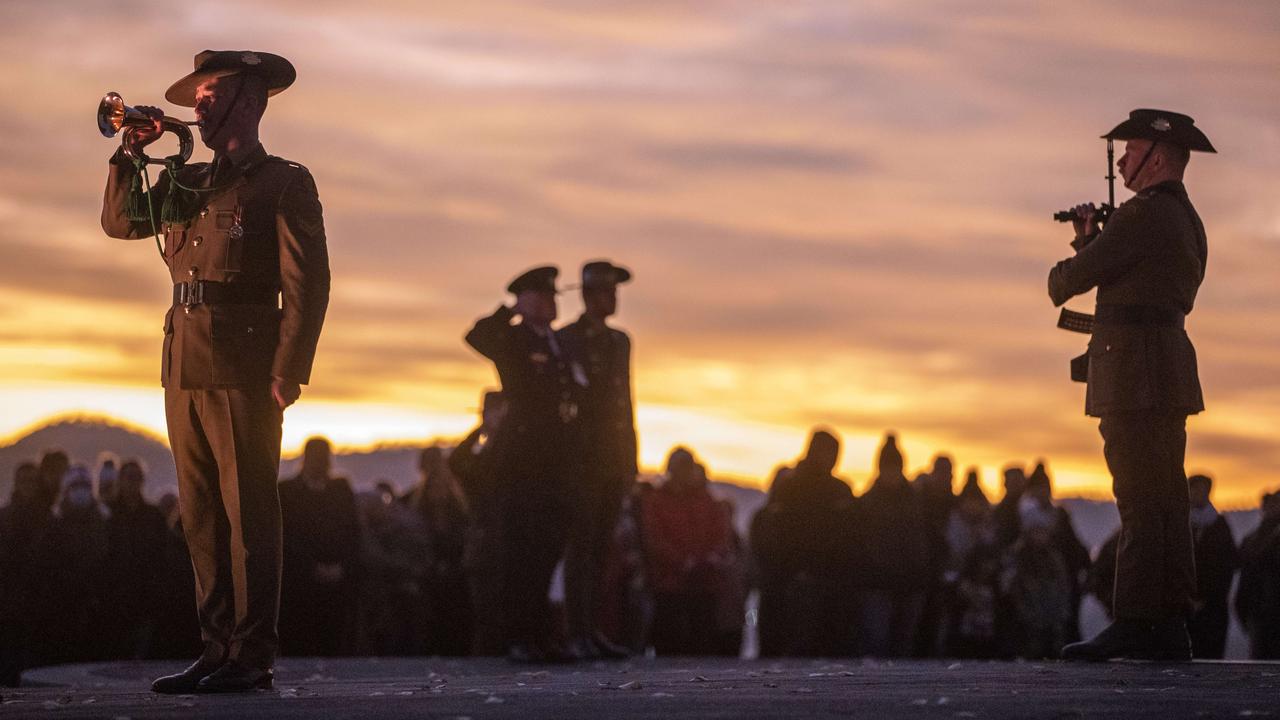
[{"x1": 264, "y1": 156, "x2": 307, "y2": 172}]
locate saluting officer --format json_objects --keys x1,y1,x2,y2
[
  {"x1": 1049, "y1": 109, "x2": 1214, "y2": 661},
  {"x1": 558, "y1": 260, "x2": 638, "y2": 659},
  {"x1": 102, "y1": 50, "x2": 330, "y2": 691},
  {"x1": 465, "y1": 266, "x2": 585, "y2": 663}
]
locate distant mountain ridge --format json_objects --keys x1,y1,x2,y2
[{"x1": 0, "y1": 416, "x2": 177, "y2": 501}]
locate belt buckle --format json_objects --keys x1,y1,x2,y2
[{"x1": 180, "y1": 280, "x2": 204, "y2": 308}]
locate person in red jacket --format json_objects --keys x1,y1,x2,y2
[{"x1": 641, "y1": 447, "x2": 736, "y2": 655}]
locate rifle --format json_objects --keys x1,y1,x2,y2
[{"x1": 1053, "y1": 141, "x2": 1118, "y2": 383}]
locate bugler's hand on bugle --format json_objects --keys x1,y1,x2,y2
[{"x1": 125, "y1": 106, "x2": 166, "y2": 149}]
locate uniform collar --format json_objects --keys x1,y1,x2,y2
[
  {"x1": 577, "y1": 313, "x2": 609, "y2": 334},
  {"x1": 209, "y1": 143, "x2": 269, "y2": 182},
  {"x1": 1138, "y1": 179, "x2": 1186, "y2": 198}
]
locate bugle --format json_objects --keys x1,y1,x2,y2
[{"x1": 97, "y1": 91, "x2": 196, "y2": 166}]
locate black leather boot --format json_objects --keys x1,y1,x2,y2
[
  {"x1": 1061, "y1": 619, "x2": 1153, "y2": 661},
  {"x1": 195, "y1": 660, "x2": 273, "y2": 693},
  {"x1": 151, "y1": 655, "x2": 225, "y2": 694}
]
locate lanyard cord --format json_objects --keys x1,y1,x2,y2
[
  {"x1": 137, "y1": 160, "x2": 164, "y2": 259},
  {"x1": 1127, "y1": 141, "x2": 1160, "y2": 191}
]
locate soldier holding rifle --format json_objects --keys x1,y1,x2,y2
[{"x1": 1047, "y1": 109, "x2": 1214, "y2": 661}]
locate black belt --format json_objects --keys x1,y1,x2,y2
[
  {"x1": 1094, "y1": 304, "x2": 1185, "y2": 328},
  {"x1": 173, "y1": 281, "x2": 277, "y2": 308}
]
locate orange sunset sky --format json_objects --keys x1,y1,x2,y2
[{"x1": 1, "y1": 0, "x2": 1277, "y2": 504}]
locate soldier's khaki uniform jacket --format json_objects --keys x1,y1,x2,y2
[
  {"x1": 102, "y1": 144, "x2": 330, "y2": 389},
  {"x1": 1048, "y1": 180, "x2": 1206, "y2": 417},
  {"x1": 557, "y1": 316, "x2": 638, "y2": 480},
  {"x1": 465, "y1": 305, "x2": 586, "y2": 490}
]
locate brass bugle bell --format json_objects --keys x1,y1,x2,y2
[{"x1": 97, "y1": 91, "x2": 196, "y2": 166}]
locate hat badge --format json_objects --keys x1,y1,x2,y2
[
  {"x1": 1151, "y1": 117, "x2": 1172, "y2": 132},
  {"x1": 241, "y1": 52, "x2": 262, "y2": 66}
]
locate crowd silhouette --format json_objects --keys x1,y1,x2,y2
[{"x1": 3, "y1": 426, "x2": 1279, "y2": 684}]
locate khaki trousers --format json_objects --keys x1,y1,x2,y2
[
  {"x1": 564, "y1": 471, "x2": 630, "y2": 640},
  {"x1": 166, "y1": 385, "x2": 283, "y2": 668},
  {"x1": 1099, "y1": 411, "x2": 1196, "y2": 622}
]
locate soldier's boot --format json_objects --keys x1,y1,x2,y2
[
  {"x1": 151, "y1": 655, "x2": 225, "y2": 694},
  {"x1": 195, "y1": 660, "x2": 273, "y2": 693},
  {"x1": 1061, "y1": 619, "x2": 1153, "y2": 661},
  {"x1": 1143, "y1": 619, "x2": 1193, "y2": 662}
]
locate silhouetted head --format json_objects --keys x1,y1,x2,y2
[
  {"x1": 10, "y1": 462, "x2": 41, "y2": 508},
  {"x1": 1026, "y1": 462, "x2": 1052, "y2": 506},
  {"x1": 1104, "y1": 109, "x2": 1213, "y2": 192},
  {"x1": 516, "y1": 289, "x2": 557, "y2": 327},
  {"x1": 193, "y1": 73, "x2": 270, "y2": 153},
  {"x1": 665, "y1": 446, "x2": 697, "y2": 487},
  {"x1": 1188, "y1": 474, "x2": 1213, "y2": 510},
  {"x1": 958, "y1": 469, "x2": 990, "y2": 516},
  {"x1": 875, "y1": 430, "x2": 906, "y2": 476},
  {"x1": 58, "y1": 464, "x2": 97, "y2": 514},
  {"x1": 301, "y1": 437, "x2": 333, "y2": 482},
  {"x1": 1002, "y1": 465, "x2": 1027, "y2": 498},
  {"x1": 39, "y1": 450, "x2": 70, "y2": 501},
  {"x1": 580, "y1": 261, "x2": 631, "y2": 321},
  {"x1": 117, "y1": 460, "x2": 146, "y2": 507},
  {"x1": 1262, "y1": 491, "x2": 1280, "y2": 520},
  {"x1": 509, "y1": 266, "x2": 559, "y2": 328},
  {"x1": 692, "y1": 463, "x2": 710, "y2": 488},
  {"x1": 1116, "y1": 139, "x2": 1190, "y2": 191},
  {"x1": 97, "y1": 454, "x2": 119, "y2": 505},
  {"x1": 802, "y1": 428, "x2": 841, "y2": 476},
  {"x1": 929, "y1": 455, "x2": 954, "y2": 494}
]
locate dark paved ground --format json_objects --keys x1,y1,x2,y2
[{"x1": 4, "y1": 657, "x2": 1278, "y2": 719}]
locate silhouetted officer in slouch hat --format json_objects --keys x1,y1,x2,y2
[
  {"x1": 557, "y1": 260, "x2": 638, "y2": 660},
  {"x1": 102, "y1": 50, "x2": 329, "y2": 692},
  {"x1": 1049, "y1": 109, "x2": 1214, "y2": 661},
  {"x1": 465, "y1": 266, "x2": 586, "y2": 663}
]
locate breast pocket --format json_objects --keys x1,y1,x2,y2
[
  {"x1": 210, "y1": 305, "x2": 281, "y2": 385},
  {"x1": 163, "y1": 225, "x2": 187, "y2": 261}
]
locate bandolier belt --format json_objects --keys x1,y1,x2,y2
[{"x1": 174, "y1": 281, "x2": 278, "y2": 308}]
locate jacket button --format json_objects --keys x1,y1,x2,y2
[
  {"x1": 189, "y1": 266, "x2": 198, "y2": 276},
  {"x1": 247, "y1": 327, "x2": 254, "y2": 334},
  {"x1": 192, "y1": 236, "x2": 203, "y2": 247},
  {"x1": 199, "y1": 207, "x2": 209, "y2": 218}
]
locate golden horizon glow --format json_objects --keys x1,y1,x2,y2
[{"x1": 1, "y1": 1, "x2": 1278, "y2": 509}]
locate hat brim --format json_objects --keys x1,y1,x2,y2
[
  {"x1": 165, "y1": 54, "x2": 296, "y2": 107},
  {"x1": 581, "y1": 266, "x2": 632, "y2": 289},
  {"x1": 1102, "y1": 119, "x2": 1217, "y2": 153}
]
